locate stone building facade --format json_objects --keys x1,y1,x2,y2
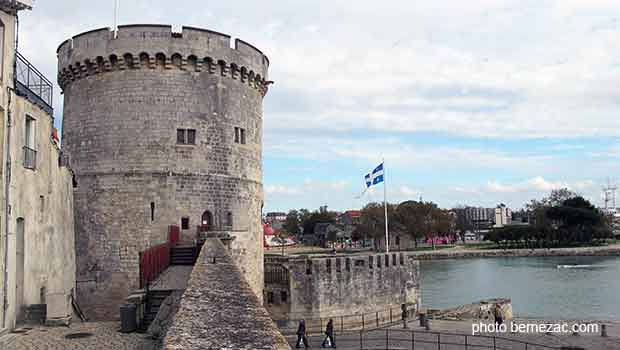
[
  {"x1": 0, "y1": 1, "x2": 76, "y2": 332},
  {"x1": 57, "y1": 25, "x2": 270, "y2": 319},
  {"x1": 264, "y1": 252, "x2": 420, "y2": 327}
]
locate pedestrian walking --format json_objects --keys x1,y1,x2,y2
[
  {"x1": 296, "y1": 319, "x2": 310, "y2": 348},
  {"x1": 493, "y1": 304, "x2": 503, "y2": 326},
  {"x1": 321, "y1": 319, "x2": 336, "y2": 348}
]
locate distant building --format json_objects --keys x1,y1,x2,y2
[
  {"x1": 494, "y1": 204, "x2": 512, "y2": 228},
  {"x1": 455, "y1": 206, "x2": 496, "y2": 230},
  {"x1": 265, "y1": 212, "x2": 287, "y2": 223},
  {"x1": 338, "y1": 210, "x2": 362, "y2": 226}
]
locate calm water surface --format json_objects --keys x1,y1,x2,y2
[{"x1": 419, "y1": 256, "x2": 620, "y2": 320}]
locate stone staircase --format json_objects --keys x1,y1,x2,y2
[
  {"x1": 170, "y1": 246, "x2": 197, "y2": 266},
  {"x1": 142, "y1": 289, "x2": 174, "y2": 329}
]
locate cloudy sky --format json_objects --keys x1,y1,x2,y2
[{"x1": 18, "y1": 0, "x2": 620, "y2": 212}]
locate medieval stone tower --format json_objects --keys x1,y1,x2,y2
[{"x1": 57, "y1": 25, "x2": 270, "y2": 319}]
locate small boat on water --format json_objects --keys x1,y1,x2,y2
[{"x1": 556, "y1": 264, "x2": 594, "y2": 269}]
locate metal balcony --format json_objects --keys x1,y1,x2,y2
[
  {"x1": 15, "y1": 51, "x2": 53, "y2": 115},
  {"x1": 23, "y1": 146, "x2": 36, "y2": 170}
]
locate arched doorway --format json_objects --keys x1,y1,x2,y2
[{"x1": 201, "y1": 210, "x2": 213, "y2": 231}]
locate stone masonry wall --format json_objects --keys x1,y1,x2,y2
[
  {"x1": 57, "y1": 25, "x2": 269, "y2": 320},
  {"x1": 265, "y1": 252, "x2": 420, "y2": 325},
  {"x1": 163, "y1": 238, "x2": 290, "y2": 350}
]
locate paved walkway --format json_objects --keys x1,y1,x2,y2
[
  {"x1": 1, "y1": 322, "x2": 156, "y2": 350},
  {"x1": 286, "y1": 320, "x2": 620, "y2": 350},
  {"x1": 149, "y1": 265, "x2": 193, "y2": 291}
]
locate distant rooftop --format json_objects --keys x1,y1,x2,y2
[{"x1": 15, "y1": 51, "x2": 53, "y2": 115}]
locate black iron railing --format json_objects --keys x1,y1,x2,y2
[
  {"x1": 23, "y1": 146, "x2": 36, "y2": 169},
  {"x1": 313, "y1": 329, "x2": 561, "y2": 350},
  {"x1": 15, "y1": 51, "x2": 53, "y2": 114},
  {"x1": 275, "y1": 305, "x2": 414, "y2": 335}
]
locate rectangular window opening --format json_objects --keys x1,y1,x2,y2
[
  {"x1": 181, "y1": 217, "x2": 190, "y2": 230},
  {"x1": 240, "y1": 128, "x2": 246, "y2": 144},
  {"x1": 306, "y1": 260, "x2": 313, "y2": 275},
  {"x1": 267, "y1": 291, "x2": 274, "y2": 304},
  {"x1": 150, "y1": 202, "x2": 155, "y2": 222},
  {"x1": 177, "y1": 129, "x2": 186, "y2": 144},
  {"x1": 369, "y1": 256, "x2": 374, "y2": 269},
  {"x1": 345, "y1": 258, "x2": 351, "y2": 272},
  {"x1": 280, "y1": 291, "x2": 288, "y2": 303},
  {"x1": 336, "y1": 258, "x2": 341, "y2": 273},
  {"x1": 234, "y1": 127, "x2": 240, "y2": 143},
  {"x1": 187, "y1": 129, "x2": 196, "y2": 144},
  {"x1": 24, "y1": 116, "x2": 36, "y2": 169}
]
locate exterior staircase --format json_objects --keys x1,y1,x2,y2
[
  {"x1": 170, "y1": 246, "x2": 197, "y2": 266},
  {"x1": 142, "y1": 289, "x2": 173, "y2": 329}
]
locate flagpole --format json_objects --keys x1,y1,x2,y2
[{"x1": 383, "y1": 158, "x2": 389, "y2": 253}]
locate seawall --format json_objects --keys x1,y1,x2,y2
[{"x1": 410, "y1": 245, "x2": 620, "y2": 260}]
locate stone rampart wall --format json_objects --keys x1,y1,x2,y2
[{"x1": 265, "y1": 252, "x2": 420, "y2": 323}]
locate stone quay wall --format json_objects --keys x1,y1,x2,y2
[
  {"x1": 57, "y1": 25, "x2": 270, "y2": 320},
  {"x1": 410, "y1": 246, "x2": 620, "y2": 260},
  {"x1": 264, "y1": 252, "x2": 420, "y2": 328},
  {"x1": 164, "y1": 238, "x2": 290, "y2": 350}
]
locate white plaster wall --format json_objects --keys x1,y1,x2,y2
[
  {"x1": 3, "y1": 93, "x2": 75, "y2": 329},
  {"x1": 0, "y1": 8, "x2": 17, "y2": 331}
]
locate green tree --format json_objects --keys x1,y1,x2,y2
[{"x1": 284, "y1": 210, "x2": 301, "y2": 235}]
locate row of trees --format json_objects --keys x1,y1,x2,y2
[
  {"x1": 354, "y1": 201, "x2": 453, "y2": 247},
  {"x1": 277, "y1": 201, "x2": 453, "y2": 247},
  {"x1": 487, "y1": 189, "x2": 613, "y2": 247}
]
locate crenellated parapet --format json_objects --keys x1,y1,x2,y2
[{"x1": 57, "y1": 25, "x2": 272, "y2": 96}]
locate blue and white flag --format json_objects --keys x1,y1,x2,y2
[{"x1": 365, "y1": 163, "x2": 384, "y2": 188}]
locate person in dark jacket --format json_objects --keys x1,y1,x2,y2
[
  {"x1": 296, "y1": 319, "x2": 310, "y2": 348},
  {"x1": 321, "y1": 319, "x2": 336, "y2": 348},
  {"x1": 493, "y1": 304, "x2": 504, "y2": 326}
]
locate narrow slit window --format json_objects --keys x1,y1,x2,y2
[
  {"x1": 150, "y1": 202, "x2": 155, "y2": 222},
  {"x1": 226, "y1": 212, "x2": 233, "y2": 227},
  {"x1": 240, "y1": 128, "x2": 246, "y2": 144},
  {"x1": 369, "y1": 256, "x2": 374, "y2": 269},
  {"x1": 234, "y1": 127, "x2": 240, "y2": 143}
]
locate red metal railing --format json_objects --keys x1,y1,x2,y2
[
  {"x1": 169, "y1": 225, "x2": 180, "y2": 246},
  {"x1": 139, "y1": 243, "x2": 170, "y2": 288}
]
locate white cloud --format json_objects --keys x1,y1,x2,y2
[{"x1": 265, "y1": 185, "x2": 301, "y2": 196}]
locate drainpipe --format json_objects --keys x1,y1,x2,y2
[{"x1": 2, "y1": 12, "x2": 19, "y2": 330}]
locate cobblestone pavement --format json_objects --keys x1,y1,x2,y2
[
  {"x1": 149, "y1": 265, "x2": 193, "y2": 291},
  {"x1": 286, "y1": 320, "x2": 620, "y2": 350},
  {"x1": 1, "y1": 322, "x2": 155, "y2": 350}
]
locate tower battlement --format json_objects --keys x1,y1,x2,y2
[{"x1": 57, "y1": 25, "x2": 270, "y2": 95}]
